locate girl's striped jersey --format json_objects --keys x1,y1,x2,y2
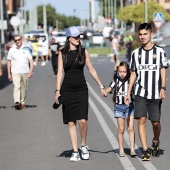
[
  {"x1": 130, "y1": 45, "x2": 169, "y2": 99},
  {"x1": 109, "y1": 79, "x2": 129, "y2": 105}
]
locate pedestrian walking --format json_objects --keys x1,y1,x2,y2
[
  {"x1": 34, "y1": 36, "x2": 46, "y2": 66},
  {"x1": 49, "y1": 38, "x2": 61, "y2": 77},
  {"x1": 55, "y1": 26, "x2": 107, "y2": 162},
  {"x1": 0, "y1": 59, "x2": 3, "y2": 77},
  {"x1": 111, "y1": 34, "x2": 120, "y2": 63},
  {"x1": 7, "y1": 35, "x2": 34, "y2": 110},
  {"x1": 125, "y1": 23, "x2": 169, "y2": 161},
  {"x1": 124, "y1": 33, "x2": 133, "y2": 62},
  {"x1": 105, "y1": 61, "x2": 136, "y2": 157}
]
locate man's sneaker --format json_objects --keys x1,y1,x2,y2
[
  {"x1": 80, "y1": 144, "x2": 90, "y2": 160},
  {"x1": 141, "y1": 149, "x2": 151, "y2": 161},
  {"x1": 151, "y1": 141, "x2": 160, "y2": 157},
  {"x1": 70, "y1": 152, "x2": 80, "y2": 162}
]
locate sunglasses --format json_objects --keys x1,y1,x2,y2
[{"x1": 14, "y1": 39, "x2": 21, "y2": 42}]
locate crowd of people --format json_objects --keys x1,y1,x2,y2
[{"x1": 0, "y1": 23, "x2": 169, "y2": 163}]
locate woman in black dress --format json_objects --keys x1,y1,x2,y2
[{"x1": 55, "y1": 26, "x2": 106, "y2": 162}]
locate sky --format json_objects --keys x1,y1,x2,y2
[{"x1": 26, "y1": 0, "x2": 99, "y2": 20}]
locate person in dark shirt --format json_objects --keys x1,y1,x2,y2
[{"x1": 49, "y1": 38, "x2": 61, "y2": 76}]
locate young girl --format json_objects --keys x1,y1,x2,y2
[{"x1": 106, "y1": 61, "x2": 136, "y2": 157}]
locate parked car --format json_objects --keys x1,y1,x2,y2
[
  {"x1": 53, "y1": 31, "x2": 66, "y2": 46},
  {"x1": 89, "y1": 32, "x2": 105, "y2": 46},
  {"x1": 151, "y1": 32, "x2": 164, "y2": 43}
]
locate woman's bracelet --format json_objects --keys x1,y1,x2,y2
[{"x1": 55, "y1": 90, "x2": 60, "y2": 93}]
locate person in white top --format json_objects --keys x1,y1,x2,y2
[
  {"x1": 34, "y1": 36, "x2": 46, "y2": 66},
  {"x1": 111, "y1": 34, "x2": 120, "y2": 63},
  {"x1": 7, "y1": 35, "x2": 34, "y2": 110}
]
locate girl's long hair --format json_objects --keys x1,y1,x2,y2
[
  {"x1": 113, "y1": 61, "x2": 130, "y2": 103},
  {"x1": 61, "y1": 38, "x2": 85, "y2": 68}
]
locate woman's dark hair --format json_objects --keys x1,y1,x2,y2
[
  {"x1": 61, "y1": 37, "x2": 85, "y2": 67},
  {"x1": 138, "y1": 23, "x2": 152, "y2": 32},
  {"x1": 113, "y1": 61, "x2": 130, "y2": 103}
]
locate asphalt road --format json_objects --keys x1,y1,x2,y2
[{"x1": 0, "y1": 56, "x2": 170, "y2": 170}]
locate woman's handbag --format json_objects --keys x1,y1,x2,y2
[{"x1": 53, "y1": 96, "x2": 64, "y2": 109}]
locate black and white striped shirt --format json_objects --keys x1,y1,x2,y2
[
  {"x1": 109, "y1": 79, "x2": 129, "y2": 105},
  {"x1": 130, "y1": 45, "x2": 169, "y2": 99}
]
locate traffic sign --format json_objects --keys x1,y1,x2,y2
[{"x1": 153, "y1": 12, "x2": 164, "y2": 30}]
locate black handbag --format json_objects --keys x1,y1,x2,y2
[{"x1": 53, "y1": 96, "x2": 64, "y2": 109}]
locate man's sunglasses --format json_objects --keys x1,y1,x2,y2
[{"x1": 14, "y1": 39, "x2": 21, "y2": 42}]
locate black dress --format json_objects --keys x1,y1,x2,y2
[{"x1": 61, "y1": 49, "x2": 88, "y2": 124}]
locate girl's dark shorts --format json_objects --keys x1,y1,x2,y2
[{"x1": 134, "y1": 95, "x2": 162, "y2": 121}]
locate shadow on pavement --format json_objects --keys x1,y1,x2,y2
[
  {"x1": 11, "y1": 105, "x2": 37, "y2": 109},
  {"x1": 57, "y1": 149, "x2": 73, "y2": 157},
  {"x1": 0, "y1": 63, "x2": 12, "y2": 90}
]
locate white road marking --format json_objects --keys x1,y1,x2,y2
[
  {"x1": 89, "y1": 97, "x2": 136, "y2": 170},
  {"x1": 88, "y1": 82, "x2": 158, "y2": 170}
]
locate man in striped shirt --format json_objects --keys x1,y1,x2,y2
[{"x1": 125, "y1": 23, "x2": 169, "y2": 161}]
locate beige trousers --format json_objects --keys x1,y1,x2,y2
[{"x1": 12, "y1": 73, "x2": 29, "y2": 104}]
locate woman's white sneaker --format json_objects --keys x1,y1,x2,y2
[
  {"x1": 80, "y1": 145, "x2": 90, "y2": 160},
  {"x1": 70, "y1": 152, "x2": 80, "y2": 162}
]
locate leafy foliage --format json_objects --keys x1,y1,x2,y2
[
  {"x1": 36, "y1": 4, "x2": 80, "y2": 30},
  {"x1": 117, "y1": 2, "x2": 170, "y2": 23}
]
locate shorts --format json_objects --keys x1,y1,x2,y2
[
  {"x1": 113, "y1": 49, "x2": 119, "y2": 56},
  {"x1": 37, "y1": 51, "x2": 42, "y2": 56},
  {"x1": 114, "y1": 102, "x2": 134, "y2": 119},
  {"x1": 134, "y1": 95, "x2": 162, "y2": 121}
]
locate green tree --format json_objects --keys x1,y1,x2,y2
[
  {"x1": 37, "y1": 4, "x2": 57, "y2": 27},
  {"x1": 117, "y1": 2, "x2": 170, "y2": 23}
]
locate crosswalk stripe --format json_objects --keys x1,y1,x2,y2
[{"x1": 88, "y1": 82, "x2": 158, "y2": 170}]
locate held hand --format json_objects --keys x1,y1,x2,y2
[
  {"x1": 124, "y1": 94, "x2": 130, "y2": 106},
  {"x1": 160, "y1": 89, "x2": 166, "y2": 99},
  {"x1": 101, "y1": 89, "x2": 107, "y2": 97},
  {"x1": 0, "y1": 71, "x2": 2, "y2": 77}
]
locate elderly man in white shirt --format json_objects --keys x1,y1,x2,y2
[{"x1": 7, "y1": 35, "x2": 34, "y2": 110}]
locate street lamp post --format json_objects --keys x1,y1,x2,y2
[
  {"x1": 145, "y1": 0, "x2": 148, "y2": 23},
  {"x1": 0, "y1": 0, "x2": 5, "y2": 59},
  {"x1": 43, "y1": 0, "x2": 47, "y2": 33}
]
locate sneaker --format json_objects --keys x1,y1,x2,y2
[
  {"x1": 80, "y1": 144, "x2": 90, "y2": 160},
  {"x1": 141, "y1": 149, "x2": 151, "y2": 161},
  {"x1": 34, "y1": 62, "x2": 37, "y2": 66},
  {"x1": 70, "y1": 152, "x2": 80, "y2": 162},
  {"x1": 41, "y1": 62, "x2": 46, "y2": 66},
  {"x1": 15, "y1": 102, "x2": 21, "y2": 110},
  {"x1": 151, "y1": 140, "x2": 160, "y2": 157}
]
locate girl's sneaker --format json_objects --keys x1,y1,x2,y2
[
  {"x1": 80, "y1": 144, "x2": 90, "y2": 160},
  {"x1": 141, "y1": 149, "x2": 151, "y2": 161},
  {"x1": 70, "y1": 152, "x2": 80, "y2": 162}
]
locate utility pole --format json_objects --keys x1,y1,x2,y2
[
  {"x1": 0, "y1": 0, "x2": 5, "y2": 59},
  {"x1": 145, "y1": 0, "x2": 148, "y2": 23},
  {"x1": 43, "y1": 0, "x2": 47, "y2": 33}
]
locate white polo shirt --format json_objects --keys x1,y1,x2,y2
[{"x1": 7, "y1": 44, "x2": 32, "y2": 73}]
